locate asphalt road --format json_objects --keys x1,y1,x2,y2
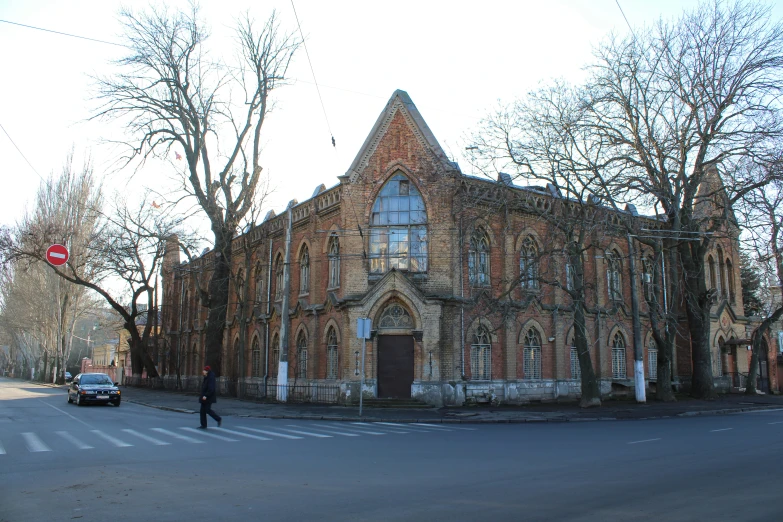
[{"x1": 1, "y1": 378, "x2": 782, "y2": 522}]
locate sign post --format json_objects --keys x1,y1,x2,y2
[
  {"x1": 46, "y1": 244, "x2": 69, "y2": 266},
  {"x1": 357, "y1": 318, "x2": 372, "y2": 417}
]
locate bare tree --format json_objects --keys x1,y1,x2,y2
[
  {"x1": 92, "y1": 4, "x2": 300, "y2": 376},
  {"x1": 586, "y1": 0, "x2": 783, "y2": 398},
  {"x1": 736, "y1": 156, "x2": 783, "y2": 393}
]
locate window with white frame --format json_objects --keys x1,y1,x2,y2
[
  {"x1": 520, "y1": 236, "x2": 539, "y2": 290},
  {"x1": 607, "y1": 250, "x2": 623, "y2": 302},
  {"x1": 523, "y1": 328, "x2": 542, "y2": 379},
  {"x1": 647, "y1": 339, "x2": 657, "y2": 380},
  {"x1": 328, "y1": 235, "x2": 340, "y2": 289},
  {"x1": 570, "y1": 340, "x2": 581, "y2": 380},
  {"x1": 642, "y1": 255, "x2": 654, "y2": 303},
  {"x1": 469, "y1": 230, "x2": 490, "y2": 287},
  {"x1": 272, "y1": 334, "x2": 280, "y2": 376},
  {"x1": 299, "y1": 246, "x2": 310, "y2": 295},
  {"x1": 326, "y1": 327, "x2": 339, "y2": 379},
  {"x1": 471, "y1": 327, "x2": 492, "y2": 380},
  {"x1": 369, "y1": 173, "x2": 428, "y2": 274},
  {"x1": 612, "y1": 332, "x2": 627, "y2": 379},
  {"x1": 296, "y1": 331, "x2": 308, "y2": 379},
  {"x1": 252, "y1": 337, "x2": 261, "y2": 377},
  {"x1": 566, "y1": 262, "x2": 575, "y2": 291}
]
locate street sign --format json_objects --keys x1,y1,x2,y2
[
  {"x1": 46, "y1": 244, "x2": 69, "y2": 266},
  {"x1": 357, "y1": 318, "x2": 372, "y2": 339}
]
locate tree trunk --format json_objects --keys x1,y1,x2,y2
[
  {"x1": 571, "y1": 250, "x2": 600, "y2": 408},
  {"x1": 204, "y1": 230, "x2": 233, "y2": 377},
  {"x1": 680, "y1": 242, "x2": 716, "y2": 399}
]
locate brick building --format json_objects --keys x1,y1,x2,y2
[{"x1": 161, "y1": 90, "x2": 771, "y2": 405}]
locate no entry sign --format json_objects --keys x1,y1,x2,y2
[{"x1": 46, "y1": 244, "x2": 69, "y2": 266}]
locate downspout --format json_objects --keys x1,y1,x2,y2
[
  {"x1": 264, "y1": 238, "x2": 273, "y2": 396},
  {"x1": 459, "y1": 216, "x2": 466, "y2": 403}
]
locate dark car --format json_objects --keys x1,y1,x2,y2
[
  {"x1": 65, "y1": 371, "x2": 72, "y2": 383},
  {"x1": 67, "y1": 373, "x2": 121, "y2": 407}
]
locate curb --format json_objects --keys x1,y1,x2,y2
[{"x1": 123, "y1": 399, "x2": 783, "y2": 424}]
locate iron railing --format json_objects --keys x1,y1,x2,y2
[{"x1": 262, "y1": 382, "x2": 340, "y2": 404}]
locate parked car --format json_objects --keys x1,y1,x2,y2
[
  {"x1": 64, "y1": 372, "x2": 72, "y2": 383},
  {"x1": 67, "y1": 373, "x2": 121, "y2": 407}
]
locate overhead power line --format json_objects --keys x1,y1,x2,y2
[
  {"x1": 0, "y1": 19, "x2": 127, "y2": 47},
  {"x1": 289, "y1": 0, "x2": 335, "y2": 148},
  {"x1": 0, "y1": 121, "x2": 45, "y2": 183}
]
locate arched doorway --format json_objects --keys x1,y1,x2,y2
[{"x1": 376, "y1": 302, "x2": 415, "y2": 398}]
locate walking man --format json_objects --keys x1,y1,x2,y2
[{"x1": 198, "y1": 366, "x2": 222, "y2": 429}]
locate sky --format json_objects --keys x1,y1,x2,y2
[{"x1": 2, "y1": 0, "x2": 782, "y2": 240}]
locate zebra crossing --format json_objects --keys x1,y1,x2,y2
[{"x1": 0, "y1": 421, "x2": 476, "y2": 456}]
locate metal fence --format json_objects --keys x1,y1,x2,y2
[{"x1": 262, "y1": 382, "x2": 340, "y2": 404}]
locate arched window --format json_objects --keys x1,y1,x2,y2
[
  {"x1": 523, "y1": 329, "x2": 542, "y2": 380},
  {"x1": 326, "y1": 327, "x2": 339, "y2": 379},
  {"x1": 726, "y1": 259, "x2": 735, "y2": 303},
  {"x1": 275, "y1": 254, "x2": 284, "y2": 300},
  {"x1": 607, "y1": 250, "x2": 622, "y2": 302},
  {"x1": 236, "y1": 269, "x2": 245, "y2": 315},
  {"x1": 642, "y1": 255, "x2": 654, "y2": 303},
  {"x1": 715, "y1": 337, "x2": 725, "y2": 377},
  {"x1": 191, "y1": 342, "x2": 198, "y2": 376},
  {"x1": 708, "y1": 255, "x2": 717, "y2": 291},
  {"x1": 612, "y1": 332, "x2": 627, "y2": 379},
  {"x1": 470, "y1": 326, "x2": 491, "y2": 380},
  {"x1": 296, "y1": 330, "x2": 308, "y2": 379},
  {"x1": 299, "y1": 245, "x2": 310, "y2": 295},
  {"x1": 717, "y1": 247, "x2": 726, "y2": 297},
  {"x1": 520, "y1": 237, "x2": 539, "y2": 290},
  {"x1": 251, "y1": 336, "x2": 261, "y2": 377},
  {"x1": 369, "y1": 173, "x2": 428, "y2": 273},
  {"x1": 328, "y1": 234, "x2": 340, "y2": 289},
  {"x1": 647, "y1": 338, "x2": 658, "y2": 380},
  {"x1": 254, "y1": 262, "x2": 264, "y2": 304},
  {"x1": 569, "y1": 334, "x2": 581, "y2": 380},
  {"x1": 469, "y1": 230, "x2": 490, "y2": 287},
  {"x1": 271, "y1": 333, "x2": 280, "y2": 377},
  {"x1": 183, "y1": 290, "x2": 190, "y2": 326}
]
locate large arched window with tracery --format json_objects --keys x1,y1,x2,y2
[
  {"x1": 369, "y1": 173, "x2": 428, "y2": 273},
  {"x1": 296, "y1": 330, "x2": 308, "y2": 379},
  {"x1": 275, "y1": 254, "x2": 284, "y2": 300},
  {"x1": 469, "y1": 229, "x2": 490, "y2": 287},
  {"x1": 328, "y1": 234, "x2": 340, "y2": 288},
  {"x1": 520, "y1": 236, "x2": 539, "y2": 290},
  {"x1": 471, "y1": 326, "x2": 491, "y2": 380},
  {"x1": 299, "y1": 245, "x2": 310, "y2": 295},
  {"x1": 612, "y1": 332, "x2": 627, "y2": 379},
  {"x1": 523, "y1": 328, "x2": 542, "y2": 379},
  {"x1": 326, "y1": 327, "x2": 339, "y2": 379}
]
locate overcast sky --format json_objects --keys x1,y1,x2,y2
[{"x1": 2, "y1": 0, "x2": 781, "y2": 237}]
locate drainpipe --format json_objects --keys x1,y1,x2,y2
[{"x1": 459, "y1": 218, "x2": 466, "y2": 404}]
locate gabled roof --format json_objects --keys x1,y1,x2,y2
[{"x1": 346, "y1": 90, "x2": 452, "y2": 182}]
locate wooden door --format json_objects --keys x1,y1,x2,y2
[{"x1": 377, "y1": 335, "x2": 414, "y2": 398}]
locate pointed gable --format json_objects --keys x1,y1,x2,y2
[{"x1": 346, "y1": 90, "x2": 454, "y2": 182}]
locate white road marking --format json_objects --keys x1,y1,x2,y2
[
  {"x1": 22, "y1": 432, "x2": 51, "y2": 452},
  {"x1": 710, "y1": 428, "x2": 734, "y2": 432},
  {"x1": 39, "y1": 399, "x2": 93, "y2": 428},
  {"x1": 376, "y1": 422, "x2": 446, "y2": 432},
  {"x1": 91, "y1": 430, "x2": 132, "y2": 447},
  {"x1": 236, "y1": 427, "x2": 303, "y2": 440},
  {"x1": 768, "y1": 421, "x2": 783, "y2": 425},
  {"x1": 150, "y1": 428, "x2": 205, "y2": 444},
  {"x1": 56, "y1": 431, "x2": 93, "y2": 449},
  {"x1": 628, "y1": 438, "x2": 661, "y2": 445},
  {"x1": 418, "y1": 423, "x2": 475, "y2": 431},
  {"x1": 213, "y1": 427, "x2": 271, "y2": 441},
  {"x1": 317, "y1": 423, "x2": 387, "y2": 435},
  {"x1": 0, "y1": 440, "x2": 5, "y2": 455},
  {"x1": 122, "y1": 429, "x2": 170, "y2": 446},
  {"x1": 351, "y1": 422, "x2": 410, "y2": 433},
  {"x1": 180, "y1": 427, "x2": 238, "y2": 442},
  {"x1": 276, "y1": 427, "x2": 332, "y2": 438},
  {"x1": 286, "y1": 424, "x2": 359, "y2": 437}
]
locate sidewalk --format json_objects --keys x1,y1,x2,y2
[{"x1": 117, "y1": 386, "x2": 783, "y2": 424}]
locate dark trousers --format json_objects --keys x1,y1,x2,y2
[{"x1": 200, "y1": 401, "x2": 221, "y2": 427}]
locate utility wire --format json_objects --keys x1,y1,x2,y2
[
  {"x1": 0, "y1": 121, "x2": 45, "y2": 183},
  {"x1": 0, "y1": 19, "x2": 127, "y2": 48},
  {"x1": 289, "y1": 0, "x2": 335, "y2": 148}
]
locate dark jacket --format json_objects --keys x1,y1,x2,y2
[{"x1": 200, "y1": 370, "x2": 217, "y2": 405}]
